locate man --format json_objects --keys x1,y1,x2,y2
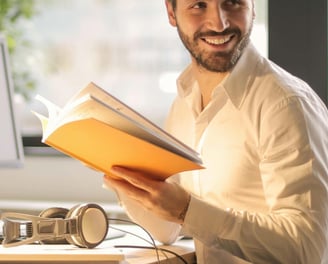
[{"x1": 104, "y1": 0, "x2": 328, "y2": 263}]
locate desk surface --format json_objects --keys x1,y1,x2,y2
[
  {"x1": 0, "y1": 225, "x2": 196, "y2": 264},
  {"x1": 114, "y1": 239, "x2": 195, "y2": 264}
]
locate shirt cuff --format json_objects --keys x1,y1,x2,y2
[{"x1": 182, "y1": 195, "x2": 242, "y2": 245}]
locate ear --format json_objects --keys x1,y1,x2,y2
[{"x1": 165, "y1": 0, "x2": 177, "y2": 27}]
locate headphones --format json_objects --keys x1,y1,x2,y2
[{"x1": 0, "y1": 203, "x2": 108, "y2": 248}]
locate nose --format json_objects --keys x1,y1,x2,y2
[{"x1": 205, "y1": 5, "x2": 230, "y2": 32}]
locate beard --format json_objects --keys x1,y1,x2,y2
[{"x1": 176, "y1": 23, "x2": 253, "y2": 73}]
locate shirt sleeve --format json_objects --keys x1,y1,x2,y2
[
  {"x1": 182, "y1": 96, "x2": 328, "y2": 264},
  {"x1": 117, "y1": 191, "x2": 182, "y2": 245}
]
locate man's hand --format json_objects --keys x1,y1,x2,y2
[{"x1": 103, "y1": 166, "x2": 190, "y2": 224}]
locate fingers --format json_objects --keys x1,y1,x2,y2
[
  {"x1": 108, "y1": 166, "x2": 160, "y2": 193},
  {"x1": 103, "y1": 166, "x2": 191, "y2": 223},
  {"x1": 104, "y1": 173, "x2": 148, "y2": 200}
]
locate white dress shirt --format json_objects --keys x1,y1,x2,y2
[{"x1": 119, "y1": 43, "x2": 328, "y2": 264}]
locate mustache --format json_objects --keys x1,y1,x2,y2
[{"x1": 194, "y1": 28, "x2": 241, "y2": 40}]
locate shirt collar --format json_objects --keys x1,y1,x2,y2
[
  {"x1": 177, "y1": 43, "x2": 261, "y2": 109},
  {"x1": 176, "y1": 65, "x2": 195, "y2": 98}
]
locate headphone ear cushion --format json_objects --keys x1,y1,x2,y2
[
  {"x1": 39, "y1": 207, "x2": 69, "y2": 219},
  {"x1": 38, "y1": 207, "x2": 70, "y2": 244},
  {"x1": 65, "y1": 204, "x2": 108, "y2": 248}
]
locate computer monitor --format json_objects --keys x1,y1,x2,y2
[{"x1": 0, "y1": 35, "x2": 24, "y2": 167}]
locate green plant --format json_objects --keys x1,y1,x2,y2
[{"x1": 0, "y1": 0, "x2": 37, "y2": 100}]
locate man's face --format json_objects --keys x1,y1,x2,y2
[{"x1": 166, "y1": 0, "x2": 255, "y2": 72}]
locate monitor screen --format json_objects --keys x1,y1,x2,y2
[{"x1": 0, "y1": 35, "x2": 24, "y2": 167}]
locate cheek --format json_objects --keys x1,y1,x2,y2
[
  {"x1": 227, "y1": 7, "x2": 254, "y2": 23},
  {"x1": 242, "y1": 9, "x2": 255, "y2": 27},
  {"x1": 232, "y1": 13, "x2": 254, "y2": 34},
  {"x1": 176, "y1": 12, "x2": 205, "y2": 31}
]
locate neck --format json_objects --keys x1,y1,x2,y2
[{"x1": 191, "y1": 62, "x2": 229, "y2": 109}]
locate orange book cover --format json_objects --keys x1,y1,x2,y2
[{"x1": 34, "y1": 82, "x2": 203, "y2": 180}]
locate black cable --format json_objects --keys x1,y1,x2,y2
[
  {"x1": 114, "y1": 245, "x2": 188, "y2": 264},
  {"x1": 107, "y1": 218, "x2": 188, "y2": 264},
  {"x1": 108, "y1": 218, "x2": 161, "y2": 263},
  {"x1": 108, "y1": 225, "x2": 154, "y2": 247},
  {"x1": 109, "y1": 225, "x2": 179, "y2": 263}
]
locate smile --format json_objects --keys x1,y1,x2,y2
[{"x1": 203, "y1": 35, "x2": 234, "y2": 45}]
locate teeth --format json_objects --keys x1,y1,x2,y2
[{"x1": 205, "y1": 36, "x2": 231, "y2": 45}]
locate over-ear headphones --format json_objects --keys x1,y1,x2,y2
[{"x1": 0, "y1": 203, "x2": 108, "y2": 248}]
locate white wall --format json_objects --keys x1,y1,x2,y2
[{"x1": 0, "y1": 155, "x2": 123, "y2": 215}]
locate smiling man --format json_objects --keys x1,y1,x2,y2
[
  {"x1": 104, "y1": 0, "x2": 328, "y2": 263},
  {"x1": 175, "y1": 0, "x2": 253, "y2": 74}
]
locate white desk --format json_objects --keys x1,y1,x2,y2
[
  {"x1": 0, "y1": 225, "x2": 196, "y2": 264},
  {"x1": 0, "y1": 243, "x2": 124, "y2": 263}
]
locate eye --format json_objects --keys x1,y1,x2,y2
[
  {"x1": 222, "y1": 0, "x2": 245, "y2": 10},
  {"x1": 192, "y1": 1, "x2": 207, "y2": 9},
  {"x1": 225, "y1": 0, "x2": 241, "y2": 6}
]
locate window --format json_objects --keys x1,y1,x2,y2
[{"x1": 13, "y1": 0, "x2": 268, "y2": 138}]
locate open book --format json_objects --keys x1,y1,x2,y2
[{"x1": 34, "y1": 82, "x2": 203, "y2": 181}]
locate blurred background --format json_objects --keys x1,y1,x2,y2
[{"x1": 0, "y1": 0, "x2": 268, "y2": 215}]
